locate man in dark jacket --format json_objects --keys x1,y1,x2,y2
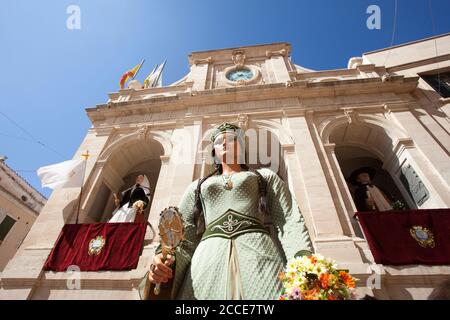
[
  {"x1": 110, "y1": 174, "x2": 151, "y2": 222},
  {"x1": 349, "y1": 167, "x2": 393, "y2": 212}
]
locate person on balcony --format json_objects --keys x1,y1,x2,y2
[
  {"x1": 109, "y1": 174, "x2": 151, "y2": 223},
  {"x1": 146, "y1": 122, "x2": 313, "y2": 299},
  {"x1": 349, "y1": 167, "x2": 393, "y2": 212}
]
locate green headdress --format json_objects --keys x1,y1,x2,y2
[{"x1": 210, "y1": 122, "x2": 243, "y2": 143}]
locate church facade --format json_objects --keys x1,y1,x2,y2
[{"x1": 1, "y1": 33, "x2": 449, "y2": 300}]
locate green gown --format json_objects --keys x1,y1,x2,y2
[{"x1": 167, "y1": 168, "x2": 313, "y2": 300}]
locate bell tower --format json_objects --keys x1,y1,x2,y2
[{"x1": 187, "y1": 42, "x2": 293, "y2": 91}]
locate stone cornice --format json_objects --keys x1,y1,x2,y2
[
  {"x1": 356, "y1": 64, "x2": 377, "y2": 72},
  {"x1": 386, "y1": 53, "x2": 450, "y2": 73},
  {"x1": 109, "y1": 83, "x2": 191, "y2": 102},
  {"x1": 1, "y1": 272, "x2": 144, "y2": 289},
  {"x1": 3, "y1": 264, "x2": 449, "y2": 290},
  {"x1": 290, "y1": 64, "x2": 385, "y2": 80},
  {"x1": 188, "y1": 42, "x2": 291, "y2": 66},
  {"x1": 86, "y1": 76, "x2": 419, "y2": 126},
  {"x1": 310, "y1": 102, "x2": 412, "y2": 118}
]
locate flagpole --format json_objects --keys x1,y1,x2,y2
[
  {"x1": 152, "y1": 60, "x2": 166, "y2": 87},
  {"x1": 75, "y1": 151, "x2": 90, "y2": 224},
  {"x1": 132, "y1": 59, "x2": 145, "y2": 80},
  {"x1": 144, "y1": 63, "x2": 158, "y2": 89}
]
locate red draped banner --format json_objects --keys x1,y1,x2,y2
[
  {"x1": 43, "y1": 222, "x2": 147, "y2": 272},
  {"x1": 355, "y1": 209, "x2": 450, "y2": 265}
]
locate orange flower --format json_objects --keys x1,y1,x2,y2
[
  {"x1": 302, "y1": 288, "x2": 320, "y2": 300},
  {"x1": 319, "y1": 273, "x2": 335, "y2": 289},
  {"x1": 339, "y1": 271, "x2": 356, "y2": 288},
  {"x1": 309, "y1": 256, "x2": 318, "y2": 264},
  {"x1": 278, "y1": 271, "x2": 286, "y2": 281},
  {"x1": 319, "y1": 273, "x2": 329, "y2": 289},
  {"x1": 327, "y1": 294, "x2": 338, "y2": 300}
]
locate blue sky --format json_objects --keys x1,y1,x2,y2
[{"x1": 1, "y1": 0, "x2": 449, "y2": 198}]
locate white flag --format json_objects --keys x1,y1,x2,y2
[
  {"x1": 37, "y1": 158, "x2": 86, "y2": 189},
  {"x1": 143, "y1": 64, "x2": 158, "y2": 89},
  {"x1": 156, "y1": 71, "x2": 163, "y2": 87},
  {"x1": 151, "y1": 61, "x2": 165, "y2": 87}
]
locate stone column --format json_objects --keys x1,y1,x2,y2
[
  {"x1": 266, "y1": 49, "x2": 291, "y2": 83},
  {"x1": 286, "y1": 114, "x2": 368, "y2": 267},
  {"x1": 188, "y1": 58, "x2": 211, "y2": 91},
  {"x1": 147, "y1": 155, "x2": 171, "y2": 228},
  {"x1": 148, "y1": 121, "x2": 202, "y2": 227},
  {"x1": 282, "y1": 144, "x2": 316, "y2": 237},
  {"x1": 323, "y1": 143, "x2": 362, "y2": 238},
  {"x1": 287, "y1": 115, "x2": 344, "y2": 237}
]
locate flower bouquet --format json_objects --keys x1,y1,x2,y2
[{"x1": 279, "y1": 254, "x2": 357, "y2": 300}]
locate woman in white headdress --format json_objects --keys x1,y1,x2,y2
[{"x1": 109, "y1": 174, "x2": 151, "y2": 223}]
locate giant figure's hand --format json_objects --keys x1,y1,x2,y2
[{"x1": 148, "y1": 253, "x2": 174, "y2": 284}]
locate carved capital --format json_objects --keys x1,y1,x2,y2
[
  {"x1": 281, "y1": 144, "x2": 296, "y2": 154},
  {"x1": 323, "y1": 143, "x2": 336, "y2": 154},
  {"x1": 160, "y1": 155, "x2": 171, "y2": 164},
  {"x1": 393, "y1": 138, "x2": 415, "y2": 154},
  {"x1": 193, "y1": 56, "x2": 213, "y2": 65},
  {"x1": 266, "y1": 48, "x2": 287, "y2": 58}
]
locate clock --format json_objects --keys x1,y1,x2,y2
[{"x1": 226, "y1": 69, "x2": 254, "y2": 82}]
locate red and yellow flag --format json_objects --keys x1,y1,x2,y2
[{"x1": 119, "y1": 61, "x2": 143, "y2": 90}]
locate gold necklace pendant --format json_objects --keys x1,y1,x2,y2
[
  {"x1": 222, "y1": 174, "x2": 233, "y2": 190},
  {"x1": 224, "y1": 180, "x2": 233, "y2": 190}
]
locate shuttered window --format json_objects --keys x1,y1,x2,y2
[
  {"x1": 0, "y1": 215, "x2": 16, "y2": 245},
  {"x1": 422, "y1": 72, "x2": 450, "y2": 98}
]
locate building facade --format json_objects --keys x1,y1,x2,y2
[
  {"x1": 1, "y1": 33, "x2": 449, "y2": 300},
  {"x1": 0, "y1": 157, "x2": 46, "y2": 272}
]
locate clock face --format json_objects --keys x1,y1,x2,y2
[{"x1": 226, "y1": 69, "x2": 254, "y2": 82}]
